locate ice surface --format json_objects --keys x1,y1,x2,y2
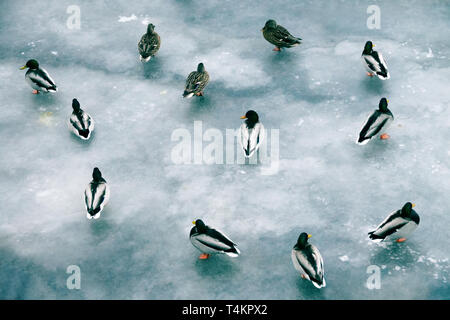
[{"x1": 0, "y1": 0, "x2": 449, "y2": 299}]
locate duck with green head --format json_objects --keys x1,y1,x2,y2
[
  {"x1": 20, "y1": 59, "x2": 57, "y2": 94},
  {"x1": 368, "y1": 202, "x2": 420, "y2": 243},
  {"x1": 190, "y1": 219, "x2": 240, "y2": 260},
  {"x1": 68, "y1": 98, "x2": 95, "y2": 140},
  {"x1": 138, "y1": 23, "x2": 161, "y2": 62},
  {"x1": 262, "y1": 19, "x2": 302, "y2": 51},
  {"x1": 357, "y1": 97, "x2": 394, "y2": 144},
  {"x1": 239, "y1": 110, "x2": 265, "y2": 158},
  {"x1": 84, "y1": 167, "x2": 110, "y2": 220},
  {"x1": 291, "y1": 232, "x2": 326, "y2": 288},
  {"x1": 361, "y1": 40, "x2": 390, "y2": 79},
  {"x1": 183, "y1": 63, "x2": 209, "y2": 98}
]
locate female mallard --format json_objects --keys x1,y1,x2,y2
[
  {"x1": 291, "y1": 233, "x2": 326, "y2": 288},
  {"x1": 84, "y1": 168, "x2": 110, "y2": 220},
  {"x1": 138, "y1": 23, "x2": 161, "y2": 62},
  {"x1": 190, "y1": 219, "x2": 240, "y2": 260},
  {"x1": 183, "y1": 63, "x2": 209, "y2": 98},
  {"x1": 68, "y1": 98, "x2": 95, "y2": 140},
  {"x1": 20, "y1": 59, "x2": 57, "y2": 94},
  {"x1": 239, "y1": 110, "x2": 265, "y2": 158},
  {"x1": 262, "y1": 19, "x2": 302, "y2": 51},
  {"x1": 361, "y1": 41, "x2": 390, "y2": 80},
  {"x1": 357, "y1": 98, "x2": 393, "y2": 144},
  {"x1": 368, "y1": 202, "x2": 420, "y2": 243}
]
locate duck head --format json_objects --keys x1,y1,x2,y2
[
  {"x1": 192, "y1": 219, "x2": 207, "y2": 232},
  {"x1": 262, "y1": 19, "x2": 277, "y2": 31},
  {"x1": 378, "y1": 97, "x2": 389, "y2": 112},
  {"x1": 92, "y1": 167, "x2": 103, "y2": 182},
  {"x1": 20, "y1": 59, "x2": 39, "y2": 70},
  {"x1": 240, "y1": 110, "x2": 259, "y2": 128},
  {"x1": 147, "y1": 23, "x2": 155, "y2": 34},
  {"x1": 294, "y1": 232, "x2": 312, "y2": 250},
  {"x1": 197, "y1": 63, "x2": 205, "y2": 72},
  {"x1": 401, "y1": 202, "x2": 416, "y2": 217},
  {"x1": 363, "y1": 41, "x2": 374, "y2": 54},
  {"x1": 72, "y1": 98, "x2": 81, "y2": 113}
]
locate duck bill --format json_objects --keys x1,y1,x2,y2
[
  {"x1": 308, "y1": 234, "x2": 312, "y2": 238},
  {"x1": 412, "y1": 203, "x2": 416, "y2": 208},
  {"x1": 192, "y1": 220, "x2": 196, "y2": 225},
  {"x1": 19, "y1": 65, "x2": 27, "y2": 70},
  {"x1": 240, "y1": 115, "x2": 247, "y2": 119}
]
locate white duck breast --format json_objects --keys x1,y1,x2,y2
[
  {"x1": 68, "y1": 111, "x2": 95, "y2": 140},
  {"x1": 84, "y1": 181, "x2": 110, "y2": 219},
  {"x1": 190, "y1": 229, "x2": 240, "y2": 257},
  {"x1": 291, "y1": 245, "x2": 326, "y2": 288},
  {"x1": 26, "y1": 68, "x2": 57, "y2": 92},
  {"x1": 368, "y1": 210, "x2": 419, "y2": 242},
  {"x1": 239, "y1": 122, "x2": 265, "y2": 158},
  {"x1": 357, "y1": 110, "x2": 393, "y2": 145},
  {"x1": 361, "y1": 52, "x2": 390, "y2": 80}
]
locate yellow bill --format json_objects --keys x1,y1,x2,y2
[
  {"x1": 308, "y1": 234, "x2": 312, "y2": 238},
  {"x1": 240, "y1": 115, "x2": 246, "y2": 119},
  {"x1": 20, "y1": 65, "x2": 27, "y2": 70}
]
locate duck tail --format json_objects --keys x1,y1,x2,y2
[
  {"x1": 183, "y1": 91, "x2": 194, "y2": 98},
  {"x1": 368, "y1": 231, "x2": 384, "y2": 242},
  {"x1": 225, "y1": 246, "x2": 240, "y2": 257},
  {"x1": 48, "y1": 86, "x2": 57, "y2": 92},
  {"x1": 78, "y1": 129, "x2": 90, "y2": 139}
]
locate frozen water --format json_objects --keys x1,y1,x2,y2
[{"x1": 0, "y1": 0, "x2": 449, "y2": 299}]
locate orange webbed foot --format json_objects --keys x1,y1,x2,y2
[
  {"x1": 396, "y1": 238, "x2": 407, "y2": 243},
  {"x1": 199, "y1": 253, "x2": 210, "y2": 260},
  {"x1": 380, "y1": 133, "x2": 390, "y2": 140},
  {"x1": 32, "y1": 90, "x2": 39, "y2": 94},
  {"x1": 273, "y1": 47, "x2": 281, "y2": 52},
  {"x1": 367, "y1": 72, "x2": 374, "y2": 77}
]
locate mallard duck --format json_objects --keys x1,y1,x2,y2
[
  {"x1": 239, "y1": 110, "x2": 265, "y2": 158},
  {"x1": 357, "y1": 98, "x2": 394, "y2": 144},
  {"x1": 20, "y1": 59, "x2": 57, "y2": 94},
  {"x1": 190, "y1": 219, "x2": 240, "y2": 260},
  {"x1": 84, "y1": 168, "x2": 110, "y2": 220},
  {"x1": 138, "y1": 23, "x2": 161, "y2": 62},
  {"x1": 68, "y1": 99, "x2": 94, "y2": 140},
  {"x1": 361, "y1": 41, "x2": 390, "y2": 80},
  {"x1": 291, "y1": 233, "x2": 326, "y2": 288},
  {"x1": 368, "y1": 202, "x2": 420, "y2": 243},
  {"x1": 183, "y1": 63, "x2": 210, "y2": 98},
  {"x1": 262, "y1": 19, "x2": 302, "y2": 51}
]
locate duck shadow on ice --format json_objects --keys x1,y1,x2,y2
[
  {"x1": 360, "y1": 76, "x2": 389, "y2": 96},
  {"x1": 369, "y1": 241, "x2": 422, "y2": 269},
  {"x1": 140, "y1": 58, "x2": 164, "y2": 80},
  {"x1": 193, "y1": 255, "x2": 241, "y2": 278}
]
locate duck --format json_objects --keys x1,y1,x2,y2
[
  {"x1": 84, "y1": 168, "x2": 110, "y2": 220},
  {"x1": 357, "y1": 98, "x2": 394, "y2": 144},
  {"x1": 68, "y1": 99, "x2": 95, "y2": 140},
  {"x1": 183, "y1": 63, "x2": 210, "y2": 98},
  {"x1": 138, "y1": 23, "x2": 161, "y2": 62},
  {"x1": 262, "y1": 19, "x2": 302, "y2": 51},
  {"x1": 291, "y1": 233, "x2": 326, "y2": 288},
  {"x1": 239, "y1": 110, "x2": 265, "y2": 158},
  {"x1": 368, "y1": 202, "x2": 420, "y2": 243},
  {"x1": 361, "y1": 41, "x2": 390, "y2": 80},
  {"x1": 20, "y1": 59, "x2": 57, "y2": 94},
  {"x1": 190, "y1": 219, "x2": 240, "y2": 260}
]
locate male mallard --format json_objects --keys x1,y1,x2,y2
[
  {"x1": 20, "y1": 59, "x2": 57, "y2": 94},
  {"x1": 84, "y1": 168, "x2": 110, "y2": 220},
  {"x1": 138, "y1": 23, "x2": 161, "y2": 62},
  {"x1": 262, "y1": 19, "x2": 302, "y2": 51},
  {"x1": 183, "y1": 63, "x2": 209, "y2": 98},
  {"x1": 368, "y1": 202, "x2": 420, "y2": 243},
  {"x1": 190, "y1": 219, "x2": 240, "y2": 260},
  {"x1": 291, "y1": 233, "x2": 326, "y2": 288},
  {"x1": 239, "y1": 110, "x2": 265, "y2": 158},
  {"x1": 361, "y1": 41, "x2": 390, "y2": 80},
  {"x1": 68, "y1": 98, "x2": 95, "y2": 140},
  {"x1": 357, "y1": 98, "x2": 393, "y2": 144}
]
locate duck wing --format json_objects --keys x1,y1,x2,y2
[
  {"x1": 28, "y1": 68, "x2": 57, "y2": 91},
  {"x1": 138, "y1": 33, "x2": 161, "y2": 57},
  {"x1": 357, "y1": 110, "x2": 392, "y2": 144},
  {"x1": 368, "y1": 210, "x2": 408, "y2": 240}
]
